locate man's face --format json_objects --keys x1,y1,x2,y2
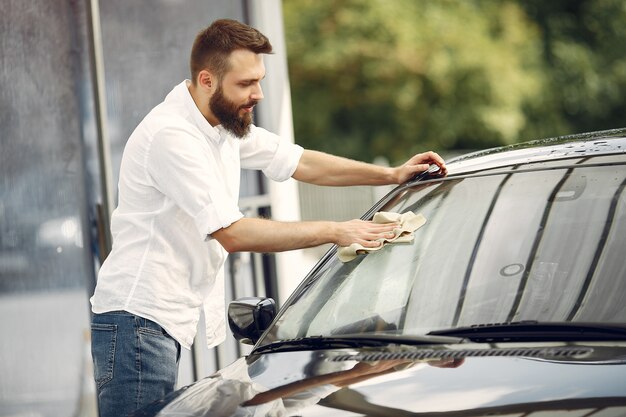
[
  {"x1": 209, "y1": 49, "x2": 265, "y2": 138},
  {"x1": 209, "y1": 83, "x2": 253, "y2": 138}
]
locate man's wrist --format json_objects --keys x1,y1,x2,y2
[
  {"x1": 386, "y1": 166, "x2": 401, "y2": 184},
  {"x1": 325, "y1": 221, "x2": 340, "y2": 245}
]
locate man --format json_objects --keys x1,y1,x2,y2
[{"x1": 90, "y1": 18, "x2": 446, "y2": 417}]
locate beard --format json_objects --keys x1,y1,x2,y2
[{"x1": 209, "y1": 84, "x2": 256, "y2": 138}]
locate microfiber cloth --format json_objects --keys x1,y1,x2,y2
[{"x1": 338, "y1": 211, "x2": 426, "y2": 262}]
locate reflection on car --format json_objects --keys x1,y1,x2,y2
[{"x1": 134, "y1": 128, "x2": 626, "y2": 417}]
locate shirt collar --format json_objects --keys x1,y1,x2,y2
[{"x1": 176, "y1": 80, "x2": 223, "y2": 144}]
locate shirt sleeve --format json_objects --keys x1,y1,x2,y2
[
  {"x1": 146, "y1": 125, "x2": 244, "y2": 240},
  {"x1": 239, "y1": 126, "x2": 304, "y2": 181}
]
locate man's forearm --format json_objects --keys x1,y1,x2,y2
[
  {"x1": 211, "y1": 217, "x2": 399, "y2": 254},
  {"x1": 212, "y1": 217, "x2": 337, "y2": 253},
  {"x1": 292, "y1": 150, "x2": 397, "y2": 186}
]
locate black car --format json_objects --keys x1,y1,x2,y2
[{"x1": 135, "y1": 128, "x2": 626, "y2": 416}]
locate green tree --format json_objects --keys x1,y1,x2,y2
[
  {"x1": 283, "y1": 0, "x2": 546, "y2": 162},
  {"x1": 516, "y1": 0, "x2": 626, "y2": 140},
  {"x1": 282, "y1": 0, "x2": 626, "y2": 163}
]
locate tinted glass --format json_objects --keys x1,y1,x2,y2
[{"x1": 265, "y1": 156, "x2": 626, "y2": 342}]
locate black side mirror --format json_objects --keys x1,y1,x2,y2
[{"x1": 228, "y1": 297, "x2": 276, "y2": 345}]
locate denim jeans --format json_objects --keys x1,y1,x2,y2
[{"x1": 91, "y1": 311, "x2": 181, "y2": 417}]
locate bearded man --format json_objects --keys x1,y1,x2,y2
[{"x1": 89, "y1": 19, "x2": 446, "y2": 417}]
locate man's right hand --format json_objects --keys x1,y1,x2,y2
[{"x1": 333, "y1": 219, "x2": 399, "y2": 248}]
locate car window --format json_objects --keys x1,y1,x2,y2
[{"x1": 265, "y1": 160, "x2": 626, "y2": 344}]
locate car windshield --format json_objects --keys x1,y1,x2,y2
[{"x1": 262, "y1": 156, "x2": 626, "y2": 345}]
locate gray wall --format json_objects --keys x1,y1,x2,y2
[
  {"x1": 0, "y1": 0, "x2": 276, "y2": 415},
  {"x1": 1, "y1": 1, "x2": 96, "y2": 415}
]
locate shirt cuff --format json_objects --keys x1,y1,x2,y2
[
  {"x1": 263, "y1": 141, "x2": 304, "y2": 182},
  {"x1": 193, "y1": 202, "x2": 244, "y2": 241}
]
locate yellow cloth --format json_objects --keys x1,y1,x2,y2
[{"x1": 337, "y1": 211, "x2": 426, "y2": 262}]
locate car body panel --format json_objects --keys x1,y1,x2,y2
[
  {"x1": 145, "y1": 342, "x2": 626, "y2": 416},
  {"x1": 447, "y1": 128, "x2": 626, "y2": 176}
]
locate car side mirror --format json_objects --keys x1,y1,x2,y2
[{"x1": 228, "y1": 297, "x2": 276, "y2": 345}]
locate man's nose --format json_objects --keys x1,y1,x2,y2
[{"x1": 251, "y1": 83, "x2": 264, "y2": 101}]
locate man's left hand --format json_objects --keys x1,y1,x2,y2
[{"x1": 394, "y1": 151, "x2": 447, "y2": 184}]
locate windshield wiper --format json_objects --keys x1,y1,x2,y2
[
  {"x1": 253, "y1": 334, "x2": 465, "y2": 354},
  {"x1": 427, "y1": 321, "x2": 626, "y2": 343}
]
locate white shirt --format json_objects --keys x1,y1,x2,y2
[{"x1": 90, "y1": 80, "x2": 303, "y2": 349}]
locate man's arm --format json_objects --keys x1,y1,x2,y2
[
  {"x1": 211, "y1": 217, "x2": 398, "y2": 253},
  {"x1": 292, "y1": 149, "x2": 447, "y2": 186},
  {"x1": 212, "y1": 149, "x2": 446, "y2": 253}
]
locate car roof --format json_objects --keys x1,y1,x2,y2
[{"x1": 446, "y1": 127, "x2": 626, "y2": 177}]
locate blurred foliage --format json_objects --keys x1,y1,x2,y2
[{"x1": 282, "y1": 0, "x2": 626, "y2": 163}]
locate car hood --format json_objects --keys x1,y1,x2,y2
[{"x1": 145, "y1": 341, "x2": 626, "y2": 416}]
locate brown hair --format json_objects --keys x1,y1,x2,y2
[{"x1": 190, "y1": 19, "x2": 273, "y2": 85}]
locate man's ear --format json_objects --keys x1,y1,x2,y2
[{"x1": 197, "y1": 70, "x2": 215, "y2": 91}]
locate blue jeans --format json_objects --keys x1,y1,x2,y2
[{"x1": 91, "y1": 311, "x2": 181, "y2": 417}]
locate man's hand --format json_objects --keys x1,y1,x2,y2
[
  {"x1": 334, "y1": 219, "x2": 399, "y2": 248},
  {"x1": 393, "y1": 151, "x2": 447, "y2": 184}
]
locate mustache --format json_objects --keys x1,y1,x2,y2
[{"x1": 240, "y1": 100, "x2": 259, "y2": 109}]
